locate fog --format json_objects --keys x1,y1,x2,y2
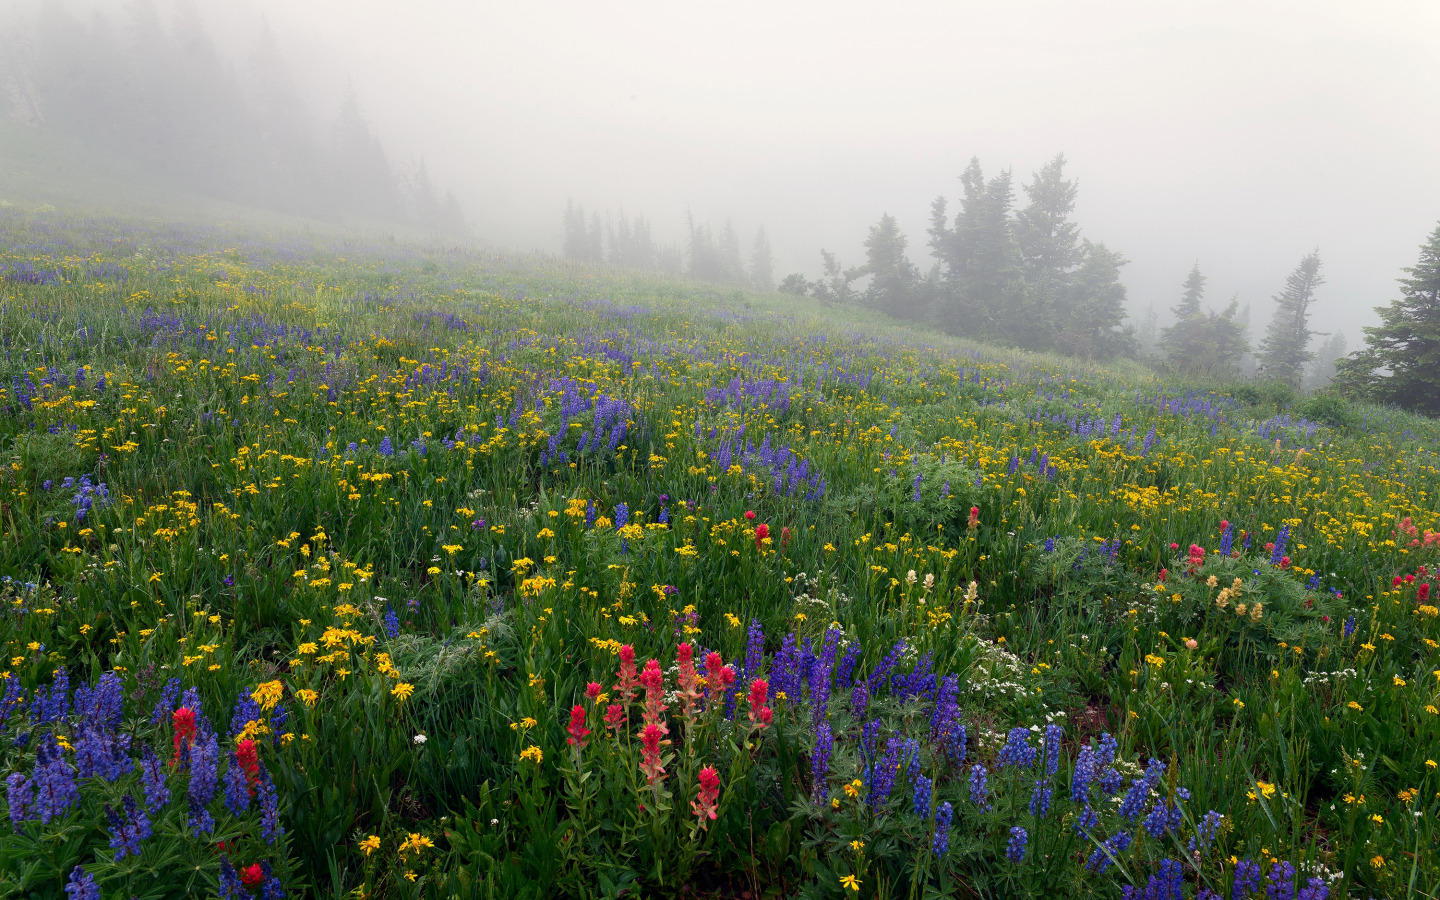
[{"x1": 7, "y1": 0, "x2": 1440, "y2": 343}]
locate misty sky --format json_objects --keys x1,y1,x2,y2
[{"x1": 206, "y1": 2, "x2": 1440, "y2": 337}]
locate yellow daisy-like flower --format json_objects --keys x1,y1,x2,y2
[
  {"x1": 840, "y1": 874, "x2": 861, "y2": 891},
  {"x1": 519, "y1": 745, "x2": 543, "y2": 765},
  {"x1": 358, "y1": 835, "x2": 380, "y2": 856},
  {"x1": 391, "y1": 682, "x2": 415, "y2": 701}
]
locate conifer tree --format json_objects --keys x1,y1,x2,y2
[
  {"x1": 1016, "y1": 153, "x2": 1080, "y2": 337},
  {"x1": 1257, "y1": 250, "x2": 1324, "y2": 388},
  {"x1": 1060, "y1": 240, "x2": 1135, "y2": 359},
  {"x1": 748, "y1": 227, "x2": 774, "y2": 292},
  {"x1": 1304, "y1": 332, "x2": 1346, "y2": 393},
  {"x1": 858, "y1": 213, "x2": 918, "y2": 316},
  {"x1": 1336, "y1": 222, "x2": 1440, "y2": 415},
  {"x1": 1161, "y1": 264, "x2": 1209, "y2": 365}
]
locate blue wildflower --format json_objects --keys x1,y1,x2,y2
[
  {"x1": 912, "y1": 774, "x2": 932, "y2": 820},
  {"x1": 1006, "y1": 826, "x2": 1028, "y2": 862},
  {"x1": 137, "y1": 745, "x2": 169, "y2": 811},
  {"x1": 932, "y1": 801, "x2": 953, "y2": 856},
  {"x1": 969, "y1": 764, "x2": 991, "y2": 811},
  {"x1": 64, "y1": 866, "x2": 100, "y2": 900},
  {"x1": 6, "y1": 773, "x2": 34, "y2": 827},
  {"x1": 106, "y1": 795, "x2": 152, "y2": 860}
]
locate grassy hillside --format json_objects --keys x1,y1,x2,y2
[{"x1": 1, "y1": 206, "x2": 1437, "y2": 899}]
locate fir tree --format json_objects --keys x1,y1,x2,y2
[
  {"x1": 1336, "y1": 222, "x2": 1440, "y2": 415},
  {"x1": 1160, "y1": 263, "x2": 1209, "y2": 365},
  {"x1": 1257, "y1": 250, "x2": 1324, "y2": 388},
  {"x1": 1059, "y1": 240, "x2": 1136, "y2": 359},
  {"x1": 858, "y1": 213, "x2": 919, "y2": 317},
  {"x1": 1304, "y1": 332, "x2": 1346, "y2": 393},
  {"x1": 1015, "y1": 153, "x2": 1080, "y2": 337},
  {"x1": 748, "y1": 227, "x2": 774, "y2": 292}
]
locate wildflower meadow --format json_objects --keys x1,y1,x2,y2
[{"x1": 1, "y1": 208, "x2": 1438, "y2": 899}]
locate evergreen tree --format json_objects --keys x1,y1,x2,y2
[
  {"x1": 748, "y1": 227, "x2": 774, "y2": 292},
  {"x1": 1161, "y1": 264, "x2": 1209, "y2": 365},
  {"x1": 1257, "y1": 250, "x2": 1324, "y2": 388},
  {"x1": 1016, "y1": 154, "x2": 1080, "y2": 338},
  {"x1": 777, "y1": 273, "x2": 809, "y2": 295},
  {"x1": 563, "y1": 200, "x2": 589, "y2": 262},
  {"x1": 929, "y1": 158, "x2": 1028, "y2": 342},
  {"x1": 1196, "y1": 299, "x2": 1252, "y2": 376},
  {"x1": 811, "y1": 250, "x2": 856, "y2": 305},
  {"x1": 857, "y1": 213, "x2": 919, "y2": 317},
  {"x1": 1336, "y1": 222, "x2": 1440, "y2": 415},
  {"x1": 1059, "y1": 240, "x2": 1135, "y2": 359},
  {"x1": 1136, "y1": 303, "x2": 1159, "y2": 356},
  {"x1": 1303, "y1": 331, "x2": 1346, "y2": 393}
]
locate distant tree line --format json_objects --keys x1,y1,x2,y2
[
  {"x1": 780, "y1": 154, "x2": 1365, "y2": 395},
  {"x1": 0, "y1": 3, "x2": 464, "y2": 231},
  {"x1": 780, "y1": 155, "x2": 1136, "y2": 359},
  {"x1": 561, "y1": 201, "x2": 773, "y2": 291}
]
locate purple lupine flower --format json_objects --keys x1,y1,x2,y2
[
  {"x1": 33, "y1": 736, "x2": 79, "y2": 824},
  {"x1": 1095, "y1": 732, "x2": 1118, "y2": 767},
  {"x1": 229, "y1": 689, "x2": 264, "y2": 739},
  {"x1": 1006, "y1": 826, "x2": 1028, "y2": 862},
  {"x1": 223, "y1": 753, "x2": 251, "y2": 815},
  {"x1": 187, "y1": 722, "x2": 220, "y2": 833},
  {"x1": 868, "y1": 739, "x2": 904, "y2": 810},
  {"x1": 377, "y1": 436, "x2": 394, "y2": 456},
  {"x1": 383, "y1": 605, "x2": 400, "y2": 639},
  {"x1": 930, "y1": 674, "x2": 958, "y2": 735},
  {"x1": 811, "y1": 722, "x2": 833, "y2": 801},
  {"x1": 267, "y1": 703, "x2": 289, "y2": 746},
  {"x1": 1218, "y1": 522, "x2": 1234, "y2": 556},
  {"x1": 932, "y1": 801, "x2": 953, "y2": 856},
  {"x1": 1029, "y1": 778, "x2": 1054, "y2": 817},
  {"x1": 1265, "y1": 861, "x2": 1297, "y2": 900},
  {"x1": 835, "y1": 645, "x2": 861, "y2": 689},
  {"x1": 1232, "y1": 859, "x2": 1264, "y2": 900},
  {"x1": 136, "y1": 745, "x2": 169, "y2": 811},
  {"x1": 1144, "y1": 798, "x2": 1181, "y2": 838},
  {"x1": 106, "y1": 795, "x2": 152, "y2": 859},
  {"x1": 1125, "y1": 859, "x2": 1185, "y2": 900},
  {"x1": 150, "y1": 677, "x2": 181, "y2": 725},
  {"x1": 74, "y1": 725, "x2": 130, "y2": 782},
  {"x1": 1085, "y1": 830, "x2": 1132, "y2": 872},
  {"x1": 1074, "y1": 803, "x2": 1099, "y2": 834},
  {"x1": 33, "y1": 668, "x2": 70, "y2": 725},
  {"x1": 260, "y1": 860, "x2": 285, "y2": 900},
  {"x1": 969, "y1": 764, "x2": 991, "y2": 810},
  {"x1": 74, "y1": 672, "x2": 125, "y2": 729},
  {"x1": 64, "y1": 865, "x2": 100, "y2": 900},
  {"x1": 912, "y1": 774, "x2": 932, "y2": 820},
  {"x1": 995, "y1": 727, "x2": 1038, "y2": 769},
  {"x1": 1270, "y1": 525, "x2": 1290, "y2": 566},
  {"x1": 613, "y1": 502, "x2": 629, "y2": 530},
  {"x1": 6, "y1": 773, "x2": 34, "y2": 827},
  {"x1": 257, "y1": 766, "x2": 283, "y2": 844},
  {"x1": 1042, "y1": 724, "x2": 1062, "y2": 776},
  {"x1": 1342, "y1": 616, "x2": 1355, "y2": 639},
  {"x1": 1119, "y1": 758, "x2": 1165, "y2": 820},
  {"x1": 1295, "y1": 878, "x2": 1329, "y2": 900},
  {"x1": 1072, "y1": 744, "x2": 1098, "y2": 802},
  {"x1": 850, "y1": 681, "x2": 869, "y2": 720},
  {"x1": 219, "y1": 857, "x2": 246, "y2": 899},
  {"x1": 866, "y1": 640, "x2": 908, "y2": 697},
  {"x1": 1189, "y1": 810, "x2": 1224, "y2": 852},
  {"x1": 770, "y1": 633, "x2": 801, "y2": 701}
]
